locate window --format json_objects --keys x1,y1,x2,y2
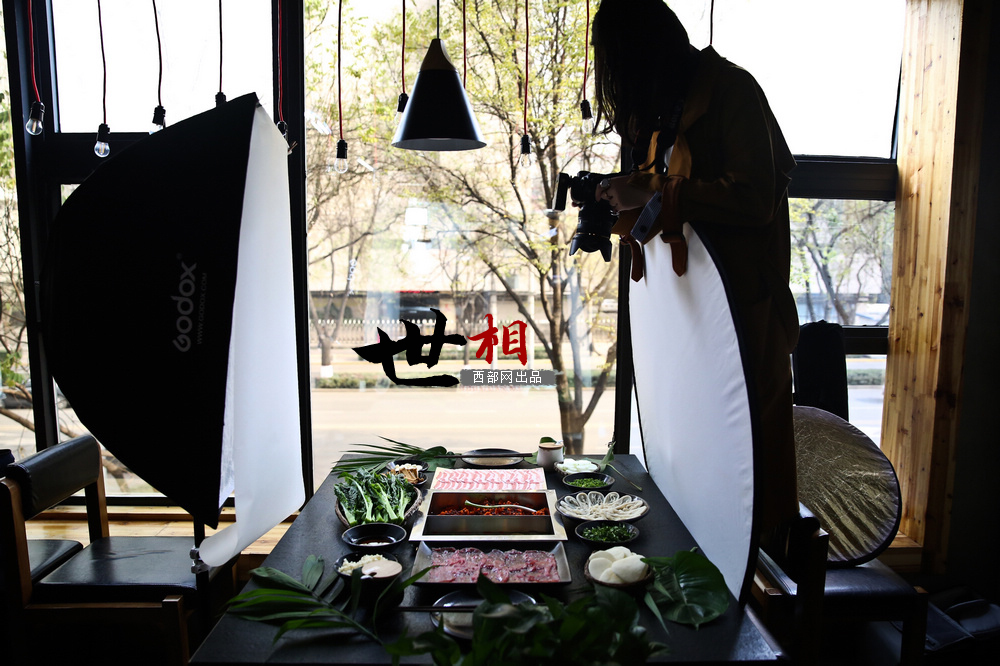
[
  {"x1": 50, "y1": 0, "x2": 273, "y2": 133},
  {"x1": 303, "y1": 1, "x2": 619, "y2": 489},
  {"x1": 0, "y1": 80, "x2": 33, "y2": 456},
  {"x1": 1, "y1": 0, "x2": 905, "y2": 502},
  {"x1": 791, "y1": 198, "x2": 894, "y2": 444},
  {"x1": 670, "y1": 0, "x2": 905, "y2": 157}
]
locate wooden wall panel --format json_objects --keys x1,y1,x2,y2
[{"x1": 885, "y1": 0, "x2": 987, "y2": 571}]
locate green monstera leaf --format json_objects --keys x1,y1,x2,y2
[{"x1": 642, "y1": 549, "x2": 730, "y2": 630}]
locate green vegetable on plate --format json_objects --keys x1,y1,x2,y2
[{"x1": 333, "y1": 467, "x2": 417, "y2": 527}]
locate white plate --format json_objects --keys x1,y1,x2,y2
[{"x1": 430, "y1": 589, "x2": 536, "y2": 640}]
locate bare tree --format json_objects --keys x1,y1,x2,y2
[{"x1": 791, "y1": 198, "x2": 894, "y2": 325}]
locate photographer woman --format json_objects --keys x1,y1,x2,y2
[{"x1": 592, "y1": 0, "x2": 799, "y2": 549}]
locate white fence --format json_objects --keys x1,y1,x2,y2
[{"x1": 312, "y1": 317, "x2": 618, "y2": 347}]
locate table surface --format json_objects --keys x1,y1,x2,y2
[{"x1": 192, "y1": 455, "x2": 777, "y2": 665}]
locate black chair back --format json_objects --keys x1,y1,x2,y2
[
  {"x1": 4, "y1": 435, "x2": 101, "y2": 519},
  {"x1": 792, "y1": 320, "x2": 849, "y2": 421}
]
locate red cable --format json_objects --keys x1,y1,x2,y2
[
  {"x1": 277, "y1": 0, "x2": 284, "y2": 121},
  {"x1": 218, "y1": 0, "x2": 223, "y2": 93},
  {"x1": 338, "y1": 0, "x2": 343, "y2": 140},
  {"x1": 710, "y1": 0, "x2": 715, "y2": 45},
  {"x1": 463, "y1": 0, "x2": 467, "y2": 88},
  {"x1": 153, "y1": 0, "x2": 163, "y2": 106},
  {"x1": 98, "y1": 0, "x2": 107, "y2": 123},
  {"x1": 27, "y1": 0, "x2": 40, "y2": 101},
  {"x1": 523, "y1": 0, "x2": 529, "y2": 135},
  {"x1": 401, "y1": 0, "x2": 406, "y2": 93},
  {"x1": 583, "y1": 0, "x2": 589, "y2": 97}
]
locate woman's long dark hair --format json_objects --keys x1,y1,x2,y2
[{"x1": 592, "y1": 0, "x2": 693, "y2": 143}]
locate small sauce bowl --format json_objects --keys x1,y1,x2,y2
[{"x1": 341, "y1": 522, "x2": 407, "y2": 552}]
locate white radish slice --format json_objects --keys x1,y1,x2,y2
[
  {"x1": 598, "y1": 568, "x2": 624, "y2": 584},
  {"x1": 610, "y1": 555, "x2": 648, "y2": 584},
  {"x1": 588, "y1": 557, "x2": 612, "y2": 580}
]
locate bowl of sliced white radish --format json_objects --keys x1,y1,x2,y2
[
  {"x1": 554, "y1": 458, "x2": 600, "y2": 476},
  {"x1": 584, "y1": 547, "x2": 653, "y2": 593}
]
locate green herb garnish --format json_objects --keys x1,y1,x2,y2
[
  {"x1": 581, "y1": 523, "x2": 634, "y2": 542},
  {"x1": 566, "y1": 477, "x2": 610, "y2": 488}
]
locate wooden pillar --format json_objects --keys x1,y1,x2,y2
[{"x1": 884, "y1": 0, "x2": 989, "y2": 571}]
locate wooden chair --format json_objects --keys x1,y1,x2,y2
[
  {"x1": 1, "y1": 435, "x2": 234, "y2": 665},
  {"x1": 753, "y1": 504, "x2": 830, "y2": 664},
  {"x1": 753, "y1": 407, "x2": 927, "y2": 665}
]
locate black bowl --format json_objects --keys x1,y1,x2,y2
[
  {"x1": 575, "y1": 520, "x2": 640, "y2": 548},
  {"x1": 341, "y1": 522, "x2": 407, "y2": 552},
  {"x1": 561, "y1": 472, "x2": 615, "y2": 492}
]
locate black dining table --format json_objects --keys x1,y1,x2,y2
[{"x1": 192, "y1": 454, "x2": 778, "y2": 665}]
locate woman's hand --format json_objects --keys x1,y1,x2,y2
[{"x1": 595, "y1": 175, "x2": 655, "y2": 212}]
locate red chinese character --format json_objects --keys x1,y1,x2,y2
[
  {"x1": 467, "y1": 314, "x2": 499, "y2": 363},
  {"x1": 502, "y1": 320, "x2": 528, "y2": 365}
]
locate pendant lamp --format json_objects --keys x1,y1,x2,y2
[{"x1": 391, "y1": 1, "x2": 485, "y2": 151}]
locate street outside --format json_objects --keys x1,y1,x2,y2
[{"x1": 0, "y1": 355, "x2": 885, "y2": 493}]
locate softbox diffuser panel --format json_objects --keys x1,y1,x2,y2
[
  {"x1": 199, "y1": 105, "x2": 304, "y2": 567},
  {"x1": 41, "y1": 94, "x2": 303, "y2": 539},
  {"x1": 629, "y1": 225, "x2": 757, "y2": 601}
]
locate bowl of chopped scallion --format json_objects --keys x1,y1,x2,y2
[
  {"x1": 575, "y1": 520, "x2": 640, "y2": 548},
  {"x1": 562, "y1": 472, "x2": 615, "y2": 491}
]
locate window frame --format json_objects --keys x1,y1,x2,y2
[
  {"x1": 5, "y1": 0, "x2": 894, "y2": 501},
  {"x1": 2, "y1": 0, "x2": 314, "y2": 502}
]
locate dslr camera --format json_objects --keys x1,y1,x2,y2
[{"x1": 551, "y1": 171, "x2": 619, "y2": 262}]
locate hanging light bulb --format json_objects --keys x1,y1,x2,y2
[
  {"x1": 150, "y1": 105, "x2": 166, "y2": 133},
  {"x1": 334, "y1": 139, "x2": 349, "y2": 174},
  {"x1": 518, "y1": 134, "x2": 534, "y2": 168},
  {"x1": 277, "y1": 121, "x2": 289, "y2": 141},
  {"x1": 394, "y1": 93, "x2": 409, "y2": 126},
  {"x1": 580, "y1": 99, "x2": 594, "y2": 135},
  {"x1": 25, "y1": 101, "x2": 45, "y2": 136},
  {"x1": 216, "y1": 92, "x2": 227, "y2": 107},
  {"x1": 94, "y1": 123, "x2": 111, "y2": 158}
]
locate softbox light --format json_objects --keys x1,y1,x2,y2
[
  {"x1": 628, "y1": 224, "x2": 758, "y2": 601},
  {"x1": 40, "y1": 93, "x2": 304, "y2": 565}
]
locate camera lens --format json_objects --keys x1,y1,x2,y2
[{"x1": 569, "y1": 233, "x2": 613, "y2": 262}]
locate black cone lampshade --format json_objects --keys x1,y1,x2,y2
[{"x1": 392, "y1": 39, "x2": 486, "y2": 151}]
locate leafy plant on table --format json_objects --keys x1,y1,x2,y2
[
  {"x1": 333, "y1": 467, "x2": 418, "y2": 526},
  {"x1": 598, "y1": 439, "x2": 642, "y2": 491},
  {"x1": 332, "y1": 436, "x2": 457, "y2": 475},
  {"x1": 227, "y1": 554, "x2": 429, "y2": 644},
  {"x1": 386, "y1": 575, "x2": 667, "y2": 666},
  {"x1": 642, "y1": 549, "x2": 730, "y2": 630}
]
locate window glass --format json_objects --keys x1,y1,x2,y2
[
  {"x1": 1, "y1": 69, "x2": 35, "y2": 459},
  {"x1": 306, "y1": 1, "x2": 619, "y2": 487},
  {"x1": 791, "y1": 198, "x2": 894, "y2": 445},
  {"x1": 51, "y1": 0, "x2": 273, "y2": 133},
  {"x1": 670, "y1": 0, "x2": 905, "y2": 157}
]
